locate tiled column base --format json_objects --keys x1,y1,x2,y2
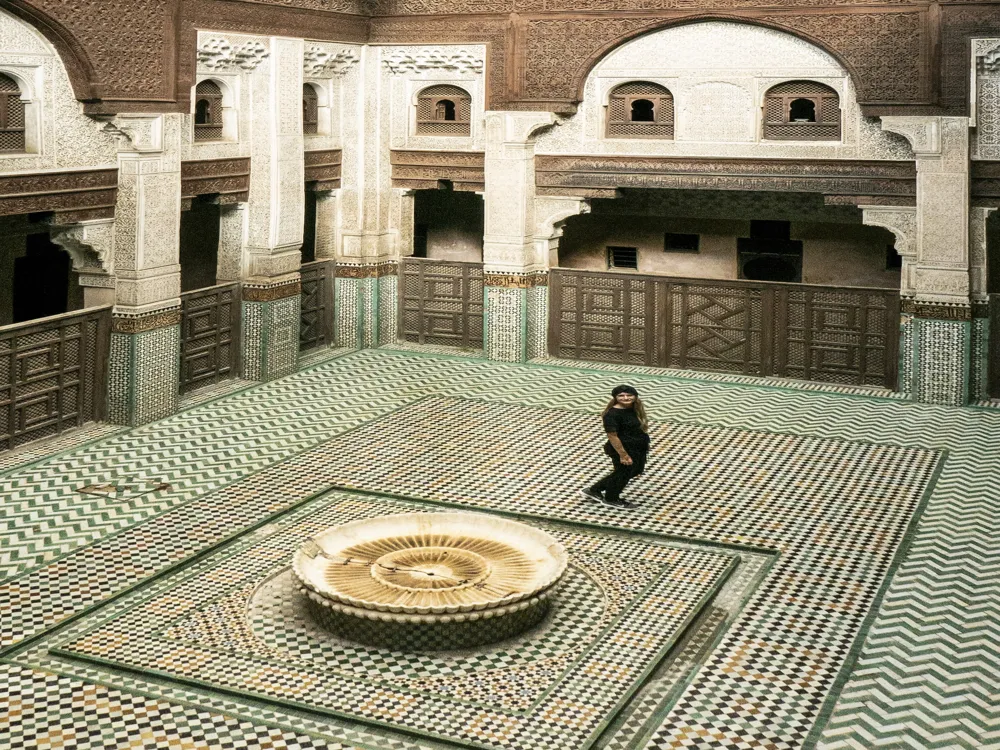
[
  {"x1": 970, "y1": 314, "x2": 990, "y2": 402},
  {"x1": 484, "y1": 272, "x2": 547, "y2": 363},
  {"x1": 242, "y1": 280, "x2": 300, "y2": 382},
  {"x1": 336, "y1": 263, "x2": 398, "y2": 349},
  {"x1": 107, "y1": 309, "x2": 181, "y2": 426},
  {"x1": 912, "y1": 315, "x2": 971, "y2": 406},
  {"x1": 898, "y1": 313, "x2": 914, "y2": 397}
]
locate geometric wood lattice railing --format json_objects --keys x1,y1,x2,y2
[
  {"x1": 0, "y1": 306, "x2": 111, "y2": 450},
  {"x1": 549, "y1": 268, "x2": 900, "y2": 389},
  {"x1": 399, "y1": 258, "x2": 484, "y2": 349}
]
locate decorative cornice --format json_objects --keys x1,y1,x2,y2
[
  {"x1": 242, "y1": 279, "x2": 302, "y2": 302},
  {"x1": 198, "y1": 37, "x2": 270, "y2": 72},
  {"x1": 381, "y1": 48, "x2": 484, "y2": 76},
  {"x1": 336, "y1": 262, "x2": 399, "y2": 279},
  {"x1": 0, "y1": 168, "x2": 118, "y2": 222},
  {"x1": 535, "y1": 155, "x2": 917, "y2": 201},
  {"x1": 391, "y1": 150, "x2": 485, "y2": 192},
  {"x1": 181, "y1": 158, "x2": 251, "y2": 202},
  {"x1": 304, "y1": 46, "x2": 360, "y2": 78},
  {"x1": 112, "y1": 308, "x2": 182, "y2": 334}
]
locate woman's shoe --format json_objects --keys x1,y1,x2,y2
[{"x1": 579, "y1": 488, "x2": 603, "y2": 503}]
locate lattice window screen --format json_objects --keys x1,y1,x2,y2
[
  {"x1": 194, "y1": 80, "x2": 225, "y2": 142},
  {"x1": 0, "y1": 74, "x2": 26, "y2": 153},
  {"x1": 606, "y1": 81, "x2": 674, "y2": 139},
  {"x1": 303, "y1": 84, "x2": 319, "y2": 135},
  {"x1": 762, "y1": 80, "x2": 841, "y2": 141},
  {"x1": 416, "y1": 85, "x2": 472, "y2": 137}
]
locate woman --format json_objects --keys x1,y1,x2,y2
[{"x1": 581, "y1": 385, "x2": 650, "y2": 509}]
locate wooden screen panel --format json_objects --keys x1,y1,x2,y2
[
  {"x1": 548, "y1": 269, "x2": 657, "y2": 366},
  {"x1": 179, "y1": 283, "x2": 239, "y2": 393},
  {"x1": 399, "y1": 259, "x2": 483, "y2": 348},
  {"x1": 664, "y1": 281, "x2": 768, "y2": 375},
  {"x1": 548, "y1": 270, "x2": 900, "y2": 389},
  {"x1": 774, "y1": 286, "x2": 899, "y2": 388},
  {"x1": 0, "y1": 307, "x2": 110, "y2": 451},
  {"x1": 300, "y1": 260, "x2": 335, "y2": 352}
]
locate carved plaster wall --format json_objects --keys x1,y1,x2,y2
[
  {"x1": 535, "y1": 21, "x2": 911, "y2": 161},
  {"x1": 303, "y1": 41, "x2": 358, "y2": 152},
  {"x1": 0, "y1": 8, "x2": 117, "y2": 174},
  {"x1": 972, "y1": 39, "x2": 1000, "y2": 161}
]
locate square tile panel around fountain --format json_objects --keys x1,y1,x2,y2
[{"x1": 53, "y1": 495, "x2": 737, "y2": 750}]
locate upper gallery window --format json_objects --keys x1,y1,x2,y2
[
  {"x1": 415, "y1": 85, "x2": 471, "y2": 137},
  {"x1": 763, "y1": 81, "x2": 841, "y2": 141},
  {"x1": 303, "y1": 83, "x2": 319, "y2": 135},
  {"x1": 194, "y1": 80, "x2": 225, "y2": 142},
  {"x1": 0, "y1": 73, "x2": 26, "y2": 153},
  {"x1": 606, "y1": 81, "x2": 674, "y2": 139}
]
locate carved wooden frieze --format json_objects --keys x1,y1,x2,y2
[
  {"x1": 0, "y1": 168, "x2": 118, "y2": 222},
  {"x1": 181, "y1": 158, "x2": 252, "y2": 203},
  {"x1": 337, "y1": 262, "x2": 400, "y2": 278},
  {"x1": 390, "y1": 150, "x2": 486, "y2": 191},
  {"x1": 535, "y1": 155, "x2": 917, "y2": 202},
  {"x1": 305, "y1": 149, "x2": 343, "y2": 190}
]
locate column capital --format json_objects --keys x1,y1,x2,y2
[
  {"x1": 484, "y1": 111, "x2": 558, "y2": 146},
  {"x1": 880, "y1": 116, "x2": 942, "y2": 156}
]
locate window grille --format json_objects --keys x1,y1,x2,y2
[
  {"x1": 607, "y1": 246, "x2": 639, "y2": 269},
  {"x1": 606, "y1": 81, "x2": 673, "y2": 139},
  {"x1": 194, "y1": 80, "x2": 224, "y2": 142},
  {"x1": 416, "y1": 85, "x2": 471, "y2": 137},
  {"x1": 303, "y1": 84, "x2": 319, "y2": 135},
  {"x1": 762, "y1": 81, "x2": 841, "y2": 141},
  {"x1": 0, "y1": 74, "x2": 26, "y2": 153}
]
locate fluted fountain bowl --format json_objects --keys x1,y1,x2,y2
[{"x1": 292, "y1": 512, "x2": 568, "y2": 650}]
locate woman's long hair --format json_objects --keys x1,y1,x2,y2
[{"x1": 603, "y1": 396, "x2": 649, "y2": 432}]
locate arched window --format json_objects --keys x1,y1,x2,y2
[
  {"x1": 763, "y1": 81, "x2": 841, "y2": 141},
  {"x1": 416, "y1": 85, "x2": 471, "y2": 136},
  {"x1": 606, "y1": 82, "x2": 674, "y2": 139},
  {"x1": 194, "y1": 80, "x2": 224, "y2": 142},
  {"x1": 303, "y1": 83, "x2": 319, "y2": 135},
  {"x1": 0, "y1": 73, "x2": 26, "y2": 153}
]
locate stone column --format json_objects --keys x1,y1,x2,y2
[
  {"x1": 314, "y1": 191, "x2": 339, "y2": 260},
  {"x1": 881, "y1": 116, "x2": 972, "y2": 405},
  {"x1": 482, "y1": 111, "x2": 557, "y2": 362},
  {"x1": 242, "y1": 37, "x2": 305, "y2": 381},
  {"x1": 105, "y1": 114, "x2": 184, "y2": 426},
  {"x1": 216, "y1": 203, "x2": 247, "y2": 284}
]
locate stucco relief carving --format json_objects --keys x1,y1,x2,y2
[
  {"x1": 50, "y1": 219, "x2": 115, "y2": 275},
  {"x1": 862, "y1": 205, "x2": 917, "y2": 296},
  {"x1": 533, "y1": 22, "x2": 909, "y2": 161},
  {"x1": 880, "y1": 116, "x2": 940, "y2": 156},
  {"x1": 304, "y1": 46, "x2": 360, "y2": 77},
  {"x1": 198, "y1": 37, "x2": 271, "y2": 72},
  {"x1": 969, "y1": 207, "x2": 995, "y2": 301},
  {"x1": 382, "y1": 48, "x2": 484, "y2": 75}
]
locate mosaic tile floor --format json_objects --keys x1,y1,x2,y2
[{"x1": 1, "y1": 348, "x2": 997, "y2": 750}]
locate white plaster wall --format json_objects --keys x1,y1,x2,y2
[
  {"x1": 535, "y1": 21, "x2": 912, "y2": 161},
  {"x1": 0, "y1": 8, "x2": 117, "y2": 173}
]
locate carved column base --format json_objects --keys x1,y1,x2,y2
[
  {"x1": 336, "y1": 263, "x2": 398, "y2": 350},
  {"x1": 108, "y1": 308, "x2": 182, "y2": 426},
  {"x1": 484, "y1": 272, "x2": 548, "y2": 363},
  {"x1": 242, "y1": 280, "x2": 301, "y2": 382},
  {"x1": 901, "y1": 301, "x2": 972, "y2": 406}
]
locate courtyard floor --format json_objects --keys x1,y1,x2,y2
[{"x1": 0, "y1": 347, "x2": 996, "y2": 750}]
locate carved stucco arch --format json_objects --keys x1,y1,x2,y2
[
  {"x1": 0, "y1": 1, "x2": 98, "y2": 101},
  {"x1": 569, "y1": 15, "x2": 862, "y2": 107}
]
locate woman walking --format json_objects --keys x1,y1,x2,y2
[{"x1": 581, "y1": 385, "x2": 650, "y2": 509}]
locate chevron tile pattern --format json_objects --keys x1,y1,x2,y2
[{"x1": 0, "y1": 348, "x2": 998, "y2": 750}]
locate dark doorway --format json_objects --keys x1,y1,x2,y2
[
  {"x1": 179, "y1": 197, "x2": 221, "y2": 292},
  {"x1": 412, "y1": 190, "x2": 484, "y2": 262},
  {"x1": 13, "y1": 233, "x2": 71, "y2": 323},
  {"x1": 302, "y1": 187, "x2": 318, "y2": 264}
]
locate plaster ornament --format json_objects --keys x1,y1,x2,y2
[
  {"x1": 304, "y1": 46, "x2": 359, "y2": 77},
  {"x1": 198, "y1": 37, "x2": 270, "y2": 71},
  {"x1": 382, "y1": 48, "x2": 484, "y2": 75}
]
